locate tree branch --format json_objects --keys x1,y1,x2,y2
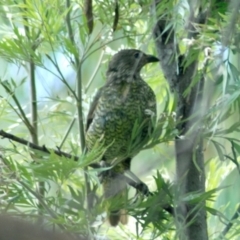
[
  {"x1": 0, "y1": 130, "x2": 160, "y2": 200},
  {"x1": 1, "y1": 81, "x2": 33, "y2": 134},
  {"x1": 153, "y1": 1, "x2": 209, "y2": 239},
  {"x1": 0, "y1": 128, "x2": 175, "y2": 225},
  {"x1": 66, "y1": 0, "x2": 92, "y2": 223},
  {"x1": 152, "y1": 17, "x2": 179, "y2": 91},
  {"x1": 0, "y1": 130, "x2": 94, "y2": 166}
]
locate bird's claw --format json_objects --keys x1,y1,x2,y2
[
  {"x1": 98, "y1": 161, "x2": 114, "y2": 183},
  {"x1": 136, "y1": 182, "x2": 152, "y2": 196}
]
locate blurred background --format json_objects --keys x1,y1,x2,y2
[{"x1": 0, "y1": 0, "x2": 240, "y2": 239}]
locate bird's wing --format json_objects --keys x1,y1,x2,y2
[{"x1": 86, "y1": 87, "x2": 103, "y2": 131}]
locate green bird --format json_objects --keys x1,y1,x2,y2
[{"x1": 86, "y1": 49, "x2": 158, "y2": 226}]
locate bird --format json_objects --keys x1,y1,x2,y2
[{"x1": 85, "y1": 49, "x2": 158, "y2": 226}]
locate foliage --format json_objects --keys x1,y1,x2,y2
[{"x1": 0, "y1": 0, "x2": 240, "y2": 239}]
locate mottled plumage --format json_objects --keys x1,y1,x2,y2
[{"x1": 86, "y1": 49, "x2": 158, "y2": 226}]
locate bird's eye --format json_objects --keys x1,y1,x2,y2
[{"x1": 134, "y1": 52, "x2": 140, "y2": 58}]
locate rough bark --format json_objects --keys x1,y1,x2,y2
[{"x1": 152, "y1": 1, "x2": 208, "y2": 239}]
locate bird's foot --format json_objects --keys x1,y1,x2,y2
[
  {"x1": 135, "y1": 181, "x2": 152, "y2": 196},
  {"x1": 131, "y1": 181, "x2": 152, "y2": 206},
  {"x1": 124, "y1": 170, "x2": 152, "y2": 196},
  {"x1": 98, "y1": 161, "x2": 114, "y2": 183}
]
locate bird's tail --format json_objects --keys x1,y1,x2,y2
[
  {"x1": 109, "y1": 209, "x2": 128, "y2": 226},
  {"x1": 102, "y1": 176, "x2": 128, "y2": 226}
]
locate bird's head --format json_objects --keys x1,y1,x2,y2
[{"x1": 106, "y1": 49, "x2": 159, "y2": 81}]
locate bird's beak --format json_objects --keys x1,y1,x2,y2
[{"x1": 146, "y1": 54, "x2": 159, "y2": 63}]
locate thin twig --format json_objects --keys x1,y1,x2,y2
[
  {"x1": 59, "y1": 117, "x2": 76, "y2": 149},
  {"x1": 19, "y1": 180, "x2": 62, "y2": 226},
  {"x1": 45, "y1": 54, "x2": 78, "y2": 101},
  {"x1": 84, "y1": 50, "x2": 104, "y2": 93},
  {"x1": 1, "y1": 82, "x2": 33, "y2": 134},
  {"x1": 221, "y1": 204, "x2": 240, "y2": 237}
]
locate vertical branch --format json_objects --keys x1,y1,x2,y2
[
  {"x1": 65, "y1": 2, "x2": 92, "y2": 234},
  {"x1": 22, "y1": 0, "x2": 44, "y2": 222},
  {"x1": 76, "y1": 64, "x2": 86, "y2": 151},
  {"x1": 22, "y1": 1, "x2": 38, "y2": 144},
  {"x1": 65, "y1": 0, "x2": 86, "y2": 154},
  {"x1": 29, "y1": 61, "x2": 38, "y2": 144},
  {"x1": 153, "y1": 1, "x2": 208, "y2": 239}
]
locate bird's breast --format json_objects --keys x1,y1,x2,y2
[{"x1": 86, "y1": 81, "x2": 156, "y2": 162}]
